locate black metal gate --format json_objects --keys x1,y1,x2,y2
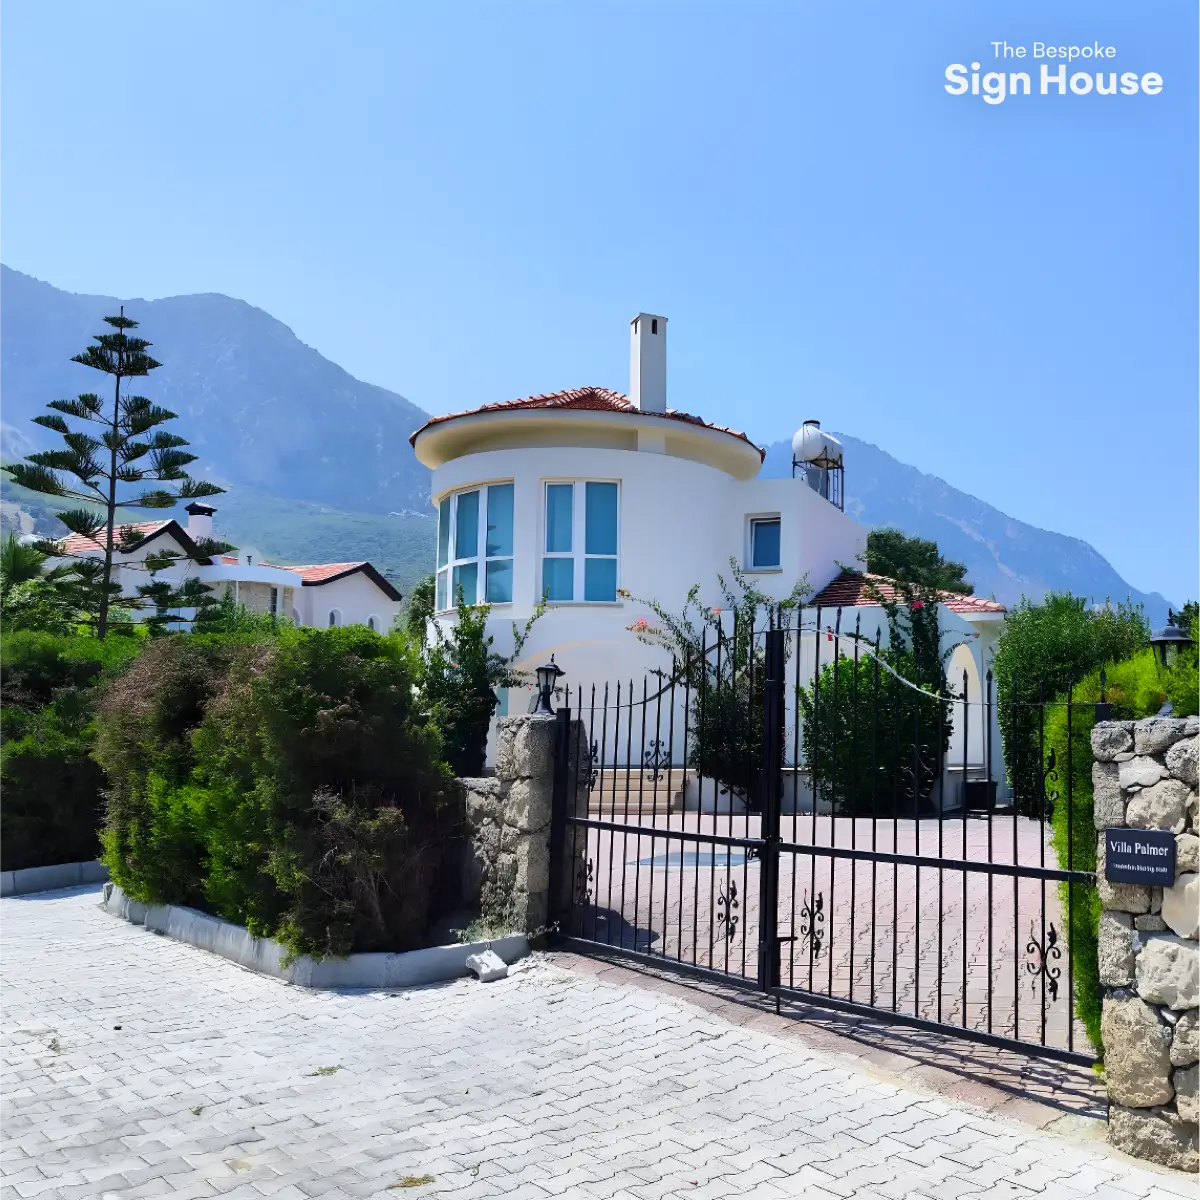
[{"x1": 550, "y1": 606, "x2": 1098, "y2": 1066}]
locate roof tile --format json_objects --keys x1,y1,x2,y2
[{"x1": 811, "y1": 570, "x2": 1006, "y2": 616}]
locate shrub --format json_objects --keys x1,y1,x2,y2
[
  {"x1": 0, "y1": 631, "x2": 141, "y2": 871},
  {"x1": 96, "y1": 625, "x2": 457, "y2": 959},
  {"x1": 993, "y1": 594, "x2": 1148, "y2": 817},
  {"x1": 1044, "y1": 649, "x2": 1166, "y2": 1056},
  {"x1": 1164, "y1": 604, "x2": 1198, "y2": 718}
]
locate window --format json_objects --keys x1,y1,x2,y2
[
  {"x1": 328, "y1": 609, "x2": 341, "y2": 627},
  {"x1": 541, "y1": 481, "x2": 619, "y2": 603},
  {"x1": 367, "y1": 615, "x2": 379, "y2": 632},
  {"x1": 750, "y1": 517, "x2": 781, "y2": 570},
  {"x1": 269, "y1": 587, "x2": 280, "y2": 616},
  {"x1": 436, "y1": 482, "x2": 514, "y2": 610}
]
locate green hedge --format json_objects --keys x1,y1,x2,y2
[
  {"x1": 0, "y1": 631, "x2": 141, "y2": 870},
  {"x1": 1044, "y1": 650, "x2": 1169, "y2": 1056},
  {"x1": 95, "y1": 626, "x2": 457, "y2": 959}
]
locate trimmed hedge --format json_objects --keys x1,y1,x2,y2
[
  {"x1": 96, "y1": 626, "x2": 458, "y2": 959},
  {"x1": 1044, "y1": 650, "x2": 1168, "y2": 1056},
  {"x1": 0, "y1": 631, "x2": 142, "y2": 871}
]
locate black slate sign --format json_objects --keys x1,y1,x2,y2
[{"x1": 1105, "y1": 828, "x2": 1176, "y2": 886}]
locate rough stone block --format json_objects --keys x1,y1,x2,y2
[
  {"x1": 1137, "y1": 935, "x2": 1200, "y2": 1010},
  {"x1": 1136, "y1": 914, "x2": 1169, "y2": 933},
  {"x1": 1121, "y1": 755, "x2": 1168, "y2": 790},
  {"x1": 1167, "y1": 736, "x2": 1199, "y2": 789},
  {"x1": 1107, "y1": 1104, "x2": 1199, "y2": 1173},
  {"x1": 1135, "y1": 718, "x2": 1191, "y2": 757},
  {"x1": 1162, "y1": 874, "x2": 1200, "y2": 940},
  {"x1": 512, "y1": 716, "x2": 559, "y2": 780},
  {"x1": 1179, "y1": 833, "x2": 1200, "y2": 875},
  {"x1": 1102, "y1": 995, "x2": 1174, "y2": 1107},
  {"x1": 493, "y1": 720, "x2": 519, "y2": 781},
  {"x1": 1097, "y1": 834, "x2": 1152, "y2": 914},
  {"x1": 463, "y1": 777, "x2": 505, "y2": 825},
  {"x1": 1176, "y1": 1063, "x2": 1199, "y2": 1124},
  {"x1": 1098, "y1": 910, "x2": 1137, "y2": 988},
  {"x1": 1092, "y1": 760, "x2": 1124, "y2": 829},
  {"x1": 514, "y1": 837, "x2": 550, "y2": 897},
  {"x1": 1127, "y1": 777, "x2": 1190, "y2": 833},
  {"x1": 464, "y1": 948, "x2": 509, "y2": 982},
  {"x1": 505, "y1": 776, "x2": 553, "y2": 834},
  {"x1": 1173, "y1": 1010, "x2": 1199, "y2": 1066},
  {"x1": 1092, "y1": 722, "x2": 1134, "y2": 762}
]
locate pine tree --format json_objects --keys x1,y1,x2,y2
[{"x1": 4, "y1": 309, "x2": 232, "y2": 637}]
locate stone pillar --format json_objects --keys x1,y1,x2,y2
[
  {"x1": 1093, "y1": 716, "x2": 1198, "y2": 1172},
  {"x1": 459, "y1": 714, "x2": 586, "y2": 937}
]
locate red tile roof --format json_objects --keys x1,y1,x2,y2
[
  {"x1": 283, "y1": 562, "x2": 370, "y2": 583},
  {"x1": 409, "y1": 386, "x2": 764, "y2": 459},
  {"x1": 59, "y1": 521, "x2": 172, "y2": 555},
  {"x1": 811, "y1": 570, "x2": 1006, "y2": 616}
]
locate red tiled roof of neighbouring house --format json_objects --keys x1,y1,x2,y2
[
  {"x1": 811, "y1": 570, "x2": 1006, "y2": 616},
  {"x1": 408, "y1": 386, "x2": 765, "y2": 459},
  {"x1": 276, "y1": 561, "x2": 403, "y2": 601},
  {"x1": 58, "y1": 521, "x2": 172, "y2": 556}
]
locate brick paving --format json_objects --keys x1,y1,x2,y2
[
  {"x1": 569, "y1": 812, "x2": 1090, "y2": 1055},
  {"x1": 2, "y1": 885, "x2": 1189, "y2": 1199}
]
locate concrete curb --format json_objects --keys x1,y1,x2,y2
[
  {"x1": 1, "y1": 860, "x2": 109, "y2": 897},
  {"x1": 99, "y1": 883, "x2": 529, "y2": 989}
]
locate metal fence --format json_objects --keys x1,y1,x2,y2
[{"x1": 551, "y1": 605, "x2": 1098, "y2": 1065}]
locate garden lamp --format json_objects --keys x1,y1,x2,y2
[
  {"x1": 1150, "y1": 614, "x2": 1193, "y2": 672},
  {"x1": 534, "y1": 656, "x2": 564, "y2": 715}
]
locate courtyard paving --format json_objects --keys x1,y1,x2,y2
[{"x1": 1, "y1": 886, "x2": 1190, "y2": 1200}]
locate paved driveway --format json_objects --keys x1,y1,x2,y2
[{"x1": 1, "y1": 887, "x2": 1186, "y2": 1200}]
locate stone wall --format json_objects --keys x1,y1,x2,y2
[
  {"x1": 459, "y1": 714, "x2": 587, "y2": 936},
  {"x1": 1093, "y1": 715, "x2": 1198, "y2": 1172}
]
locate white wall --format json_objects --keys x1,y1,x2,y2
[
  {"x1": 431, "y1": 444, "x2": 866, "y2": 694},
  {"x1": 294, "y1": 571, "x2": 401, "y2": 632}
]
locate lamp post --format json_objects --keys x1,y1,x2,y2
[
  {"x1": 533, "y1": 656, "x2": 564, "y2": 715},
  {"x1": 1149, "y1": 612, "x2": 1194, "y2": 716}
]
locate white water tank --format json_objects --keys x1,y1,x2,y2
[{"x1": 791, "y1": 419, "x2": 842, "y2": 468}]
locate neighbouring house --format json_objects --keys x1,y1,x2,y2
[
  {"x1": 53, "y1": 501, "x2": 402, "y2": 632},
  {"x1": 411, "y1": 312, "x2": 1010, "y2": 801}
]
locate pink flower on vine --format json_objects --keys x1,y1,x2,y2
[
  {"x1": 712, "y1": 606, "x2": 722, "y2": 616},
  {"x1": 826, "y1": 626, "x2": 833, "y2": 642},
  {"x1": 911, "y1": 600, "x2": 925, "y2": 611},
  {"x1": 632, "y1": 617, "x2": 649, "y2": 631}
]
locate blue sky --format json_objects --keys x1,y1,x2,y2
[{"x1": 2, "y1": 1, "x2": 1196, "y2": 604}]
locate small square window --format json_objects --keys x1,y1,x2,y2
[{"x1": 750, "y1": 518, "x2": 781, "y2": 569}]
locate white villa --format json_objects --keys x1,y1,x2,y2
[
  {"x1": 57, "y1": 501, "x2": 403, "y2": 632},
  {"x1": 411, "y1": 313, "x2": 1009, "y2": 805}
]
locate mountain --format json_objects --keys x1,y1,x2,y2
[
  {"x1": 1, "y1": 266, "x2": 430, "y2": 514},
  {"x1": 760, "y1": 436, "x2": 1173, "y2": 623},
  {"x1": 1, "y1": 265, "x2": 1173, "y2": 622}
]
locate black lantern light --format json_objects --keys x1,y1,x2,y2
[
  {"x1": 533, "y1": 656, "x2": 564, "y2": 715},
  {"x1": 1150, "y1": 612, "x2": 1194, "y2": 672}
]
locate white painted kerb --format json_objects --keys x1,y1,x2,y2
[{"x1": 99, "y1": 884, "x2": 528, "y2": 989}]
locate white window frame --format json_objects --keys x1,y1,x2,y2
[
  {"x1": 540, "y1": 479, "x2": 621, "y2": 604},
  {"x1": 746, "y1": 513, "x2": 782, "y2": 573},
  {"x1": 436, "y1": 481, "x2": 515, "y2": 613},
  {"x1": 367, "y1": 614, "x2": 381, "y2": 632},
  {"x1": 328, "y1": 608, "x2": 342, "y2": 627}
]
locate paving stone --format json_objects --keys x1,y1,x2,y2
[{"x1": 0, "y1": 887, "x2": 1186, "y2": 1199}]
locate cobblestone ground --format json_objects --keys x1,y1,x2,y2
[
  {"x1": 570, "y1": 814, "x2": 1089, "y2": 1054},
  {"x1": 2, "y1": 887, "x2": 1187, "y2": 1200}
]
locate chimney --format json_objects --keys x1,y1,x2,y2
[
  {"x1": 185, "y1": 501, "x2": 216, "y2": 542},
  {"x1": 629, "y1": 313, "x2": 667, "y2": 413}
]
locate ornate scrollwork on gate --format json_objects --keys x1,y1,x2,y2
[
  {"x1": 643, "y1": 739, "x2": 669, "y2": 784},
  {"x1": 717, "y1": 878, "x2": 740, "y2": 941},
  {"x1": 799, "y1": 890, "x2": 825, "y2": 959},
  {"x1": 574, "y1": 858, "x2": 594, "y2": 906},
  {"x1": 1025, "y1": 921, "x2": 1062, "y2": 1002},
  {"x1": 586, "y1": 740, "x2": 600, "y2": 791},
  {"x1": 1042, "y1": 749, "x2": 1059, "y2": 822}
]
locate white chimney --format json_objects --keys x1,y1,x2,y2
[
  {"x1": 629, "y1": 313, "x2": 667, "y2": 413},
  {"x1": 185, "y1": 501, "x2": 215, "y2": 542}
]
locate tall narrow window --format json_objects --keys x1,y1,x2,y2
[
  {"x1": 541, "y1": 481, "x2": 619, "y2": 603},
  {"x1": 436, "y1": 483, "x2": 515, "y2": 611},
  {"x1": 543, "y1": 483, "x2": 574, "y2": 601},
  {"x1": 584, "y1": 482, "x2": 618, "y2": 601}
]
